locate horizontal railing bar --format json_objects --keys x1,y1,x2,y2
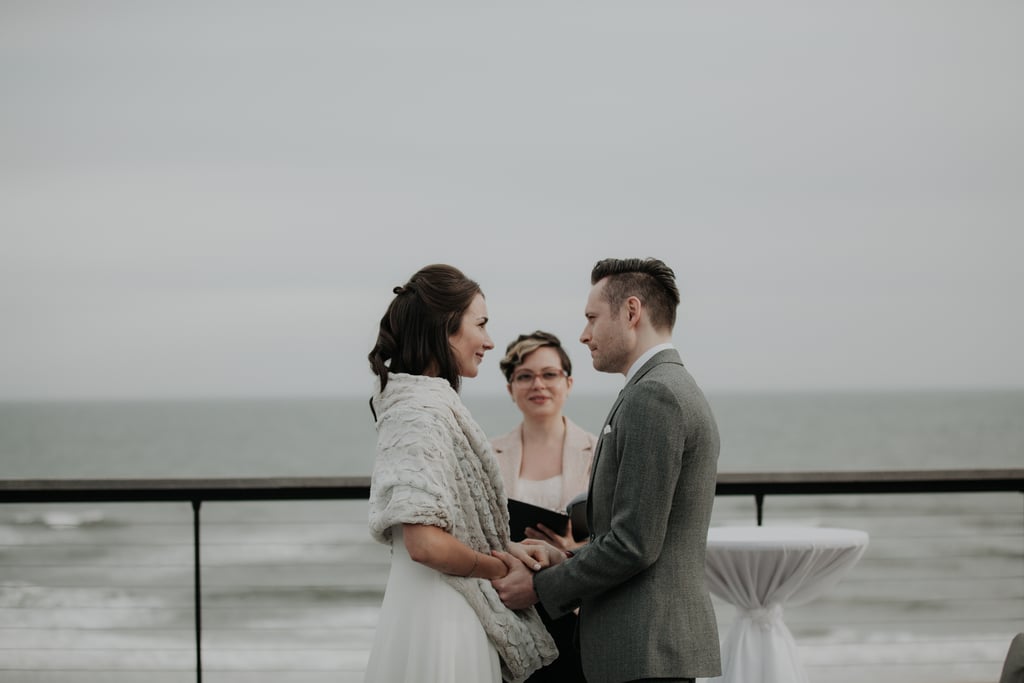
[
  {"x1": 0, "y1": 671, "x2": 366, "y2": 675},
  {"x1": 714, "y1": 468, "x2": 1024, "y2": 495},
  {"x1": 0, "y1": 477, "x2": 370, "y2": 503},
  {"x1": 0, "y1": 653, "x2": 335, "y2": 658},
  {"x1": 0, "y1": 626, "x2": 373, "y2": 632},
  {"x1": 1, "y1": 469, "x2": 1021, "y2": 503}
]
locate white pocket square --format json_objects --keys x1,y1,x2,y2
[{"x1": 603, "y1": 424, "x2": 612, "y2": 435}]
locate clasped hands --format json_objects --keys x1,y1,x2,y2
[{"x1": 490, "y1": 538, "x2": 567, "y2": 610}]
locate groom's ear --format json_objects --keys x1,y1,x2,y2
[{"x1": 624, "y1": 296, "x2": 643, "y2": 326}]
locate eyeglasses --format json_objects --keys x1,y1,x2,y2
[{"x1": 510, "y1": 369, "x2": 568, "y2": 387}]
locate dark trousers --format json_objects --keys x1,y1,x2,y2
[{"x1": 526, "y1": 603, "x2": 586, "y2": 682}]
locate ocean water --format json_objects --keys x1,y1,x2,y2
[{"x1": 1, "y1": 390, "x2": 1022, "y2": 682}]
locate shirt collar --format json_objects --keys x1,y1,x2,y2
[{"x1": 625, "y1": 342, "x2": 675, "y2": 383}]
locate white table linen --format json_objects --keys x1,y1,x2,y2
[{"x1": 703, "y1": 525, "x2": 869, "y2": 683}]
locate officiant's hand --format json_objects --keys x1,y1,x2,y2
[
  {"x1": 491, "y1": 551, "x2": 539, "y2": 610},
  {"x1": 525, "y1": 519, "x2": 583, "y2": 552},
  {"x1": 520, "y1": 539, "x2": 568, "y2": 568}
]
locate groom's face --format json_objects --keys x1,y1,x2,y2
[{"x1": 580, "y1": 279, "x2": 631, "y2": 375}]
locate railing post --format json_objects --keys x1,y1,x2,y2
[
  {"x1": 192, "y1": 499, "x2": 203, "y2": 683},
  {"x1": 755, "y1": 493, "x2": 764, "y2": 526}
]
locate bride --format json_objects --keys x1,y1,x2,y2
[{"x1": 364, "y1": 264, "x2": 557, "y2": 683}]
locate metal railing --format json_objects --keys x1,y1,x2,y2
[{"x1": 2, "y1": 468, "x2": 1022, "y2": 682}]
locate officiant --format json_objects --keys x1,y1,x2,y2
[{"x1": 490, "y1": 330, "x2": 598, "y2": 683}]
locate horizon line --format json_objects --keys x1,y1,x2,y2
[{"x1": 2, "y1": 384, "x2": 1023, "y2": 404}]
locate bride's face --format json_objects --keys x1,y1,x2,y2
[{"x1": 448, "y1": 293, "x2": 494, "y2": 378}]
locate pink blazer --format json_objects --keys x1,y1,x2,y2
[{"x1": 490, "y1": 417, "x2": 598, "y2": 512}]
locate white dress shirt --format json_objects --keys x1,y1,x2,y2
[{"x1": 625, "y1": 342, "x2": 675, "y2": 383}]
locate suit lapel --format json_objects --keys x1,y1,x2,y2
[
  {"x1": 584, "y1": 383, "x2": 632, "y2": 527},
  {"x1": 589, "y1": 349, "x2": 681, "y2": 468},
  {"x1": 585, "y1": 349, "x2": 685, "y2": 524},
  {"x1": 560, "y1": 418, "x2": 594, "y2": 507}
]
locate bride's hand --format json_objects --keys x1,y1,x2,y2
[{"x1": 510, "y1": 540, "x2": 566, "y2": 570}]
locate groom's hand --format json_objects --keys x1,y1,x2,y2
[{"x1": 490, "y1": 550, "x2": 540, "y2": 610}]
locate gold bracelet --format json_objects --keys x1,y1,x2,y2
[{"x1": 464, "y1": 552, "x2": 479, "y2": 578}]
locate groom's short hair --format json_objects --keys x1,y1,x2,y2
[{"x1": 591, "y1": 257, "x2": 680, "y2": 332}]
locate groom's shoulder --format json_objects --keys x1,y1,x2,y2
[
  {"x1": 639, "y1": 353, "x2": 688, "y2": 384},
  {"x1": 633, "y1": 358, "x2": 708, "y2": 411}
]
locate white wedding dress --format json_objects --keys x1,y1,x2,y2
[{"x1": 363, "y1": 526, "x2": 501, "y2": 682}]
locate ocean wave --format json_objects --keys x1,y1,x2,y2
[
  {"x1": 204, "y1": 584, "x2": 384, "y2": 604},
  {"x1": 13, "y1": 509, "x2": 109, "y2": 529},
  {"x1": 800, "y1": 628, "x2": 1014, "y2": 666},
  {"x1": 0, "y1": 583, "x2": 181, "y2": 629}
]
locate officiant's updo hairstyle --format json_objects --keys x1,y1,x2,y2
[{"x1": 368, "y1": 264, "x2": 483, "y2": 393}]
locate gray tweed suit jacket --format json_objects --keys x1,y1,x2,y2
[{"x1": 533, "y1": 348, "x2": 722, "y2": 683}]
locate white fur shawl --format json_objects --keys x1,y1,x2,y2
[{"x1": 369, "y1": 373, "x2": 557, "y2": 682}]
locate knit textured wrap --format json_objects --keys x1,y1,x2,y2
[{"x1": 368, "y1": 373, "x2": 557, "y2": 682}]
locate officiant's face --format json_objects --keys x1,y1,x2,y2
[
  {"x1": 507, "y1": 346, "x2": 573, "y2": 420},
  {"x1": 449, "y1": 293, "x2": 494, "y2": 379}
]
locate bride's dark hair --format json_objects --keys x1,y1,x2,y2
[{"x1": 368, "y1": 264, "x2": 483, "y2": 393}]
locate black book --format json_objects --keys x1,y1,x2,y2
[
  {"x1": 507, "y1": 498, "x2": 570, "y2": 542},
  {"x1": 507, "y1": 495, "x2": 590, "y2": 542}
]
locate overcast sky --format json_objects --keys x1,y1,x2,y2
[{"x1": 2, "y1": 1, "x2": 1022, "y2": 400}]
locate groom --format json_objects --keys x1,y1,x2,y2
[{"x1": 493, "y1": 257, "x2": 721, "y2": 683}]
